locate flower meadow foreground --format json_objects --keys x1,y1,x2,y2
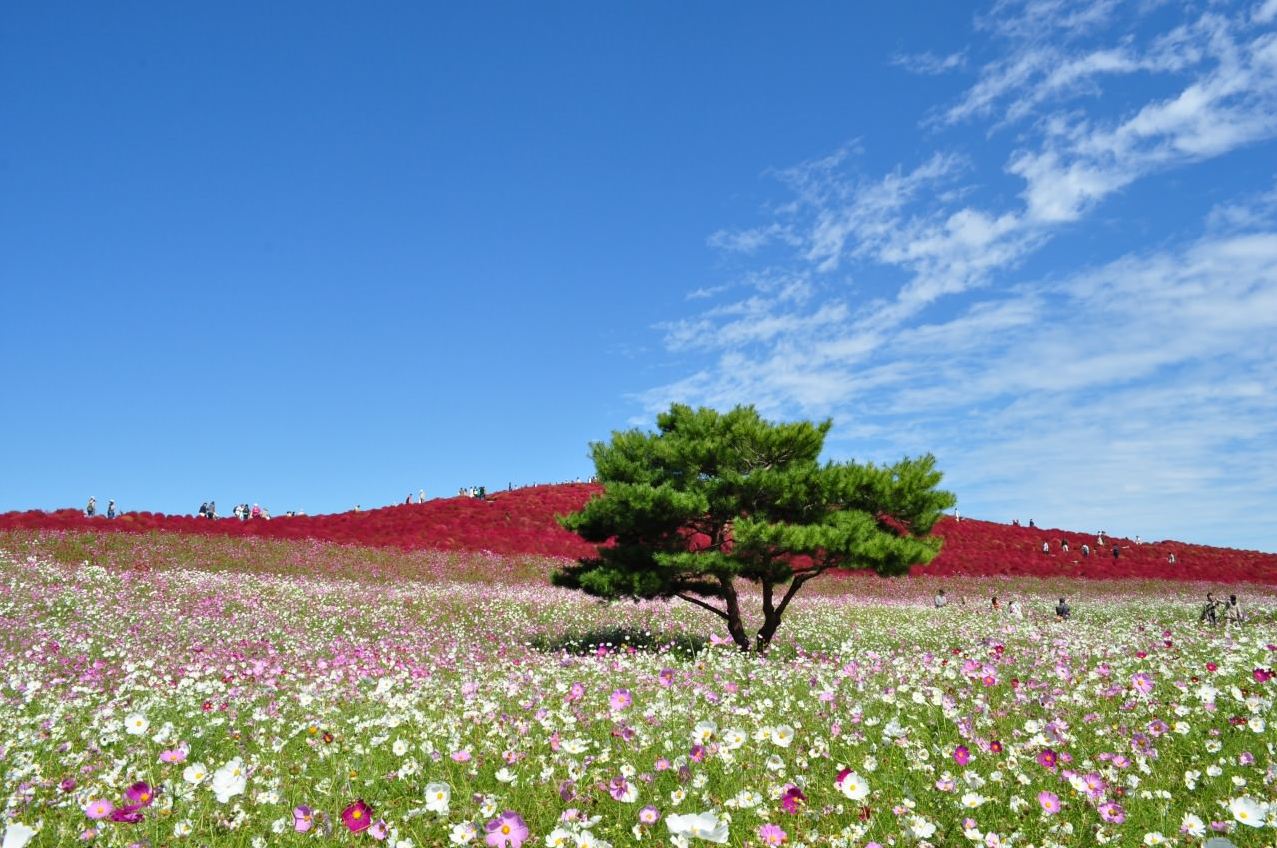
[{"x1": 1, "y1": 545, "x2": 1276, "y2": 848}]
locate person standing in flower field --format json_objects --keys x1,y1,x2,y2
[
  {"x1": 85, "y1": 496, "x2": 96, "y2": 517},
  {"x1": 934, "y1": 589, "x2": 948, "y2": 608},
  {"x1": 106, "y1": 500, "x2": 116, "y2": 519},
  {"x1": 1055, "y1": 597, "x2": 1071, "y2": 620}
]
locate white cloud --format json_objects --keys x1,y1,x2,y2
[{"x1": 891, "y1": 50, "x2": 968, "y2": 75}]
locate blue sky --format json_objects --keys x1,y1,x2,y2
[{"x1": 2, "y1": 1, "x2": 1275, "y2": 551}]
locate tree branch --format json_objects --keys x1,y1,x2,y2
[{"x1": 674, "y1": 592, "x2": 730, "y2": 621}]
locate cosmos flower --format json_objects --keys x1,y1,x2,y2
[
  {"x1": 211, "y1": 758, "x2": 246, "y2": 803},
  {"x1": 666, "y1": 811, "x2": 729, "y2": 843},
  {"x1": 953, "y1": 745, "x2": 971, "y2": 766},
  {"x1": 1038, "y1": 791, "x2": 1061, "y2": 814},
  {"x1": 425, "y1": 782, "x2": 452, "y2": 814},
  {"x1": 484, "y1": 810, "x2": 529, "y2": 848},
  {"x1": 1229, "y1": 797, "x2": 1268, "y2": 827},
  {"x1": 294, "y1": 805, "x2": 314, "y2": 833},
  {"x1": 758, "y1": 823, "x2": 787, "y2": 845},
  {"x1": 342, "y1": 799, "x2": 373, "y2": 833},
  {"x1": 836, "y1": 769, "x2": 870, "y2": 801},
  {"x1": 609, "y1": 689, "x2": 632, "y2": 711},
  {"x1": 84, "y1": 799, "x2": 114, "y2": 821}
]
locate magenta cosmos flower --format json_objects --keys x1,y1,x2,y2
[
  {"x1": 780, "y1": 784, "x2": 806, "y2": 813},
  {"x1": 485, "y1": 810, "x2": 530, "y2": 848},
  {"x1": 124, "y1": 782, "x2": 155, "y2": 807},
  {"x1": 953, "y1": 745, "x2": 971, "y2": 766},
  {"x1": 342, "y1": 799, "x2": 374, "y2": 833},
  {"x1": 1037, "y1": 748, "x2": 1059, "y2": 770}
]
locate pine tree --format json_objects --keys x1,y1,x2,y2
[{"x1": 555, "y1": 404, "x2": 955, "y2": 652}]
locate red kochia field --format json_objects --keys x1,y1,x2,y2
[{"x1": 1, "y1": 482, "x2": 1274, "y2": 583}]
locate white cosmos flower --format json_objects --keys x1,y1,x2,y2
[
  {"x1": 450, "y1": 821, "x2": 477, "y2": 845},
  {"x1": 545, "y1": 828, "x2": 573, "y2": 848},
  {"x1": 909, "y1": 815, "x2": 937, "y2": 839},
  {"x1": 721, "y1": 729, "x2": 747, "y2": 750},
  {"x1": 692, "y1": 721, "x2": 717, "y2": 744},
  {"x1": 124, "y1": 713, "x2": 150, "y2": 736},
  {"x1": 837, "y1": 771, "x2": 870, "y2": 801},
  {"x1": 562, "y1": 738, "x2": 589, "y2": 755},
  {"x1": 961, "y1": 792, "x2": 987, "y2": 808},
  {"x1": 770, "y1": 725, "x2": 795, "y2": 747},
  {"x1": 1179, "y1": 814, "x2": 1204, "y2": 838},
  {"x1": 1, "y1": 822, "x2": 37, "y2": 848},
  {"x1": 424, "y1": 782, "x2": 451, "y2": 814},
  {"x1": 183, "y1": 763, "x2": 209, "y2": 784},
  {"x1": 666, "y1": 811, "x2": 729, "y2": 844},
  {"x1": 174, "y1": 820, "x2": 193, "y2": 837},
  {"x1": 494, "y1": 767, "x2": 517, "y2": 784},
  {"x1": 392, "y1": 739, "x2": 409, "y2": 756},
  {"x1": 1142, "y1": 833, "x2": 1167, "y2": 846},
  {"x1": 1230, "y1": 796, "x2": 1268, "y2": 827},
  {"x1": 211, "y1": 757, "x2": 247, "y2": 803}
]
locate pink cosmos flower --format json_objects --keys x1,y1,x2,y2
[
  {"x1": 639, "y1": 805, "x2": 661, "y2": 825},
  {"x1": 609, "y1": 689, "x2": 632, "y2": 711},
  {"x1": 758, "y1": 823, "x2": 787, "y2": 845},
  {"x1": 342, "y1": 799, "x2": 373, "y2": 833},
  {"x1": 451, "y1": 749, "x2": 472, "y2": 763},
  {"x1": 1131, "y1": 673, "x2": 1154, "y2": 695},
  {"x1": 84, "y1": 799, "x2": 114, "y2": 820},
  {"x1": 566, "y1": 682, "x2": 585, "y2": 702},
  {"x1": 294, "y1": 805, "x2": 314, "y2": 833},
  {"x1": 953, "y1": 745, "x2": 971, "y2": 766},
  {"x1": 485, "y1": 810, "x2": 529, "y2": 848},
  {"x1": 1098, "y1": 801, "x2": 1126, "y2": 824},
  {"x1": 1038, "y1": 791, "x2": 1061, "y2": 814},
  {"x1": 658, "y1": 668, "x2": 674, "y2": 687},
  {"x1": 370, "y1": 819, "x2": 388, "y2": 840},
  {"x1": 159, "y1": 747, "x2": 187, "y2": 764},
  {"x1": 1254, "y1": 668, "x2": 1273, "y2": 683}
]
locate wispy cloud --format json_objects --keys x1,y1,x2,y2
[{"x1": 891, "y1": 50, "x2": 968, "y2": 75}]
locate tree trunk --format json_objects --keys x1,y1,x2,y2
[{"x1": 718, "y1": 577, "x2": 752, "y2": 652}]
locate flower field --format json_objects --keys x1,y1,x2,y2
[
  {"x1": 2, "y1": 534, "x2": 1275, "y2": 847},
  {"x1": 2, "y1": 484, "x2": 1275, "y2": 583}
]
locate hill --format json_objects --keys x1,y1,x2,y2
[{"x1": 2, "y1": 483, "x2": 1274, "y2": 582}]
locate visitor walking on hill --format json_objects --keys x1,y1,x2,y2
[
  {"x1": 1168, "y1": 552, "x2": 1176, "y2": 564},
  {"x1": 85, "y1": 496, "x2": 96, "y2": 517},
  {"x1": 251, "y1": 503, "x2": 262, "y2": 520},
  {"x1": 934, "y1": 589, "x2": 948, "y2": 609},
  {"x1": 107, "y1": 500, "x2": 116, "y2": 519},
  {"x1": 1008, "y1": 598, "x2": 1024, "y2": 620},
  {"x1": 1042, "y1": 541, "x2": 1050, "y2": 554},
  {"x1": 1081, "y1": 543, "x2": 1090, "y2": 557},
  {"x1": 990, "y1": 596, "x2": 1000, "y2": 612},
  {"x1": 418, "y1": 489, "x2": 426, "y2": 504},
  {"x1": 1055, "y1": 597, "x2": 1071, "y2": 620},
  {"x1": 1112, "y1": 545, "x2": 1120, "y2": 560},
  {"x1": 1061, "y1": 540, "x2": 1069, "y2": 552}
]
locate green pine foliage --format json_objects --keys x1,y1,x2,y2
[{"x1": 555, "y1": 404, "x2": 956, "y2": 651}]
